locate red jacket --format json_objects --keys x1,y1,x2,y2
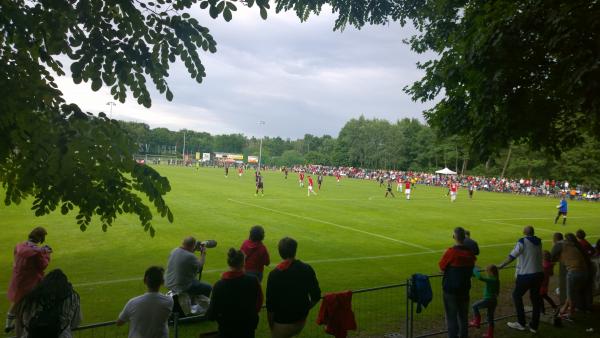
[
  {"x1": 316, "y1": 291, "x2": 356, "y2": 338},
  {"x1": 8, "y1": 242, "x2": 51, "y2": 303},
  {"x1": 240, "y1": 240, "x2": 270, "y2": 273}
]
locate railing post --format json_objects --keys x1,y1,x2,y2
[
  {"x1": 173, "y1": 312, "x2": 179, "y2": 338},
  {"x1": 405, "y1": 278, "x2": 410, "y2": 338}
]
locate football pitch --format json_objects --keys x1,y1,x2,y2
[{"x1": 1, "y1": 166, "x2": 599, "y2": 327}]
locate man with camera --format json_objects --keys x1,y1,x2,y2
[{"x1": 165, "y1": 236, "x2": 213, "y2": 299}]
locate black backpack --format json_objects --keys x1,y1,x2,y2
[{"x1": 26, "y1": 297, "x2": 68, "y2": 338}]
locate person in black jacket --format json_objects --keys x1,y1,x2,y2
[
  {"x1": 207, "y1": 249, "x2": 263, "y2": 338},
  {"x1": 266, "y1": 237, "x2": 321, "y2": 338}
]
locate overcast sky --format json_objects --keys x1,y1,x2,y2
[{"x1": 56, "y1": 5, "x2": 436, "y2": 139}]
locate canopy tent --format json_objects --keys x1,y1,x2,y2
[{"x1": 435, "y1": 167, "x2": 457, "y2": 175}]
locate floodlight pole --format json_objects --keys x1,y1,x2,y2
[
  {"x1": 182, "y1": 130, "x2": 186, "y2": 164},
  {"x1": 258, "y1": 121, "x2": 265, "y2": 172},
  {"x1": 106, "y1": 101, "x2": 116, "y2": 118}
]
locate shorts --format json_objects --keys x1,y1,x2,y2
[
  {"x1": 405, "y1": 189, "x2": 411, "y2": 194},
  {"x1": 257, "y1": 183, "x2": 263, "y2": 189},
  {"x1": 387, "y1": 188, "x2": 392, "y2": 192},
  {"x1": 557, "y1": 211, "x2": 567, "y2": 216},
  {"x1": 308, "y1": 186, "x2": 313, "y2": 191}
]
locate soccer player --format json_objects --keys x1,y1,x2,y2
[
  {"x1": 224, "y1": 166, "x2": 229, "y2": 177},
  {"x1": 397, "y1": 176, "x2": 403, "y2": 193},
  {"x1": 450, "y1": 181, "x2": 458, "y2": 202},
  {"x1": 299, "y1": 171, "x2": 305, "y2": 188},
  {"x1": 307, "y1": 176, "x2": 317, "y2": 196},
  {"x1": 336, "y1": 171, "x2": 341, "y2": 183},
  {"x1": 405, "y1": 180, "x2": 411, "y2": 200},
  {"x1": 255, "y1": 172, "x2": 264, "y2": 196},
  {"x1": 238, "y1": 167, "x2": 243, "y2": 177},
  {"x1": 284, "y1": 167, "x2": 288, "y2": 180},
  {"x1": 554, "y1": 196, "x2": 567, "y2": 225},
  {"x1": 468, "y1": 182, "x2": 474, "y2": 199},
  {"x1": 317, "y1": 174, "x2": 323, "y2": 190},
  {"x1": 385, "y1": 179, "x2": 395, "y2": 198}
]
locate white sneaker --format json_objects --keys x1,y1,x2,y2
[
  {"x1": 528, "y1": 326, "x2": 537, "y2": 334},
  {"x1": 507, "y1": 322, "x2": 526, "y2": 331}
]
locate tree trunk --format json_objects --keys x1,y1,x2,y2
[
  {"x1": 500, "y1": 144, "x2": 513, "y2": 178},
  {"x1": 461, "y1": 158, "x2": 468, "y2": 175}
]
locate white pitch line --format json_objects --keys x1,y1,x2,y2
[
  {"x1": 482, "y1": 217, "x2": 585, "y2": 221},
  {"x1": 481, "y1": 220, "x2": 556, "y2": 234},
  {"x1": 228, "y1": 198, "x2": 435, "y2": 252}
]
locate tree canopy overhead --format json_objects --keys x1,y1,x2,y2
[{"x1": 2, "y1": 0, "x2": 597, "y2": 233}]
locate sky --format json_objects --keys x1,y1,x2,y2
[{"x1": 56, "y1": 5, "x2": 436, "y2": 139}]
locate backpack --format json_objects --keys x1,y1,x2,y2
[
  {"x1": 408, "y1": 273, "x2": 433, "y2": 314},
  {"x1": 26, "y1": 297, "x2": 68, "y2": 338}
]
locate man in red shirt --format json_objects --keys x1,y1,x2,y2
[
  {"x1": 307, "y1": 176, "x2": 317, "y2": 196},
  {"x1": 405, "y1": 181, "x2": 411, "y2": 200},
  {"x1": 450, "y1": 182, "x2": 458, "y2": 202}
]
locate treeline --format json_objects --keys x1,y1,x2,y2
[{"x1": 119, "y1": 116, "x2": 600, "y2": 187}]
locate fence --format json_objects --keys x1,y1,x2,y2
[{"x1": 34, "y1": 265, "x2": 595, "y2": 338}]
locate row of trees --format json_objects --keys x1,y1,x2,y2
[{"x1": 119, "y1": 117, "x2": 600, "y2": 188}]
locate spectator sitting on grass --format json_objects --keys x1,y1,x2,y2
[
  {"x1": 117, "y1": 266, "x2": 173, "y2": 338},
  {"x1": 240, "y1": 225, "x2": 270, "y2": 283},
  {"x1": 15, "y1": 269, "x2": 81, "y2": 338},
  {"x1": 439, "y1": 227, "x2": 476, "y2": 338},
  {"x1": 469, "y1": 265, "x2": 499, "y2": 338},
  {"x1": 207, "y1": 248, "x2": 263, "y2": 338}
]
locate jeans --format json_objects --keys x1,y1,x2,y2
[
  {"x1": 472, "y1": 298, "x2": 497, "y2": 327},
  {"x1": 186, "y1": 279, "x2": 212, "y2": 297},
  {"x1": 566, "y1": 270, "x2": 588, "y2": 309},
  {"x1": 512, "y1": 273, "x2": 543, "y2": 330},
  {"x1": 443, "y1": 292, "x2": 469, "y2": 338}
]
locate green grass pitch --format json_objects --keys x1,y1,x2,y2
[{"x1": 1, "y1": 166, "x2": 599, "y2": 333}]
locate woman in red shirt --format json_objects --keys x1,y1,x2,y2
[{"x1": 240, "y1": 226, "x2": 270, "y2": 282}]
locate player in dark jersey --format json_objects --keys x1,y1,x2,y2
[
  {"x1": 224, "y1": 165, "x2": 229, "y2": 177},
  {"x1": 317, "y1": 174, "x2": 323, "y2": 190},
  {"x1": 255, "y1": 172, "x2": 264, "y2": 196},
  {"x1": 385, "y1": 179, "x2": 396, "y2": 198}
]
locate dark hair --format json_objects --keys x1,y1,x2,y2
[
  {"x1": 453, "y1": 227, "x2": 465, "y2": 243},
  {"x1": 28, "y1": 227, "x2": 47, "y2": 244},
  {"x1": 576, "y1": 229, "x2": 586, "y2": 240},
  {"x1": 249, "y1": 225, "x2": 265, "y2": 242},
  {"x1": 487, "y1": 264, "x2": 499, "y2": 279},
  {"x1": 16, "y1": 269, "x2": 73, "y2": 319},
  {"x1": 278, "y1": 237, "x2": 297, "y2": 259},
  {"x1": 465, "y1": 230, "x2": 471, "y2": 237},
  {"x1": 227, "y1": 248, "x2": 244, "y2": 268},
  {"x1": 524, "y1": 226, "x2": 534, "y2": 236},
  {"x1": 144, "y1": 266, "x2": 164, "y2": 290},
  {"x1": 553, "y1": 232, "x2": 564, "y2": 241},
  {"x1": 565, "y1": 233, "x2": 577, "y2": 243}
]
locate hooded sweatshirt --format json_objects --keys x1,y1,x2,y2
[{"x1": 241, "y1": 240, "x2": 270, "y2": 273}]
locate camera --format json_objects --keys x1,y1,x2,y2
[{"x1": 194, "y1": 240, "x2": 217, "y2": 252}]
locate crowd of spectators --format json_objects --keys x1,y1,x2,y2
[{"x1": 288, "y1": 165, "x2": 600, "y2": 201}]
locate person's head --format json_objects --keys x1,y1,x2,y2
[
  {"x1": 453, "y1": 227, "x2": 466, "y2": 244},
  {"x1": 249, "y1": 225, "x2": 265, "y2": 242},
  {"x1": 553, "y1": 232, "x2": 564, "y2": 243},
  {"x1": 564, "y1": 233, "x2": 577, "y2": 243},
  {"x1": 523, "y1": 226, "x2": 534, "y2": 237},
  {"x1": 227, "y1": 248, "x2": 245, "y2": 269},
  {"x1": 465, "y1": 230, "x2": 471, "y2": 238},
  {"x1": 18, "y1": 269, "x2": 72, "y2": 312},
  {"x1": 596, "y1": 239, "x2": 600, "y2": 252},
  {"x1": 576, "y1": 229, "x2": 586, "y2": 240},
  {"x1": 28, "y1": 226, "x2": 47, "y2": 244},
  {"x1": 486, "y1": 264, "x2": 499, "y2": 278},
  {"x1": 543, "y1": 250, "x2": 551, "y2": 261},
  {"x1": 182, "y1": 236, "x2": 197, "y2": 252},
  {"x1": 278, "y1": 237, "x2": 297, "y2": 260},
  {"x1": 144, "y1": 266, "x2": 164, "y2": 291}
]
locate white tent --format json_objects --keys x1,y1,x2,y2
[{"x1": 435, "y1": 167, "x2": 457, "y2": 175}]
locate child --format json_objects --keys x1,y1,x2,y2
[
  {"x1": 469, "y1": 265, "x2": 499, "y2": 338},
  {"x1": 540, "y1": 250, "x2": 558, "y2": 314},
  {"x1": 240, "y1": 225, "x2": 270, "y2": 282}
]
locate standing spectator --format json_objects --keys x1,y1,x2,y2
[
  {"x1": 240, "y1": 225, "x2": 270, "y2": 282},
  {"x1": 5, "y1": 227, "x2": 52, "y2": 333},
  {"x1": 117, "y1": 266, "x2": 173, "y2": 338},
  {"x1": 207, "y1": 249, "x2": 263, "y2": 338},
  {"x1": 498, "y1": 226, "x2": 543, "y2": 333},
  {"x1": 550, "y1": 233, "x2": 590, "y2": 317},
  {"x1": 469, "y1": 265, "x2": 499, "y2": 338},
  {"x1": 165, "y1": 237, "x2": 212, "y2": 298},
  {"x1": 464, "y1": 230, "x2": 480, "y2": 256},
  {"x1": 267, "y1": 237, "x2": 321, "y2": 338},
  {"x1": 595, "y1": 239, "x2": 600, "y2": 257},
  {"x1": 540, "y1": 251, "x2": 558, "y2": 314},
  {"x1": 439, "y1": 227, "x2": 476, "y2": 338},
  {"x1": 554, "y1": 196, "x2": 568, "y2": 225},
  {"x1": 575, "y1": 229, "x2": 595, "y2": 257},
  {"x1": 15, "y1": 269, "x2": 81, "y2": 338}
]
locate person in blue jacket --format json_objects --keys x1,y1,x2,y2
[{"x1": 554, "y1": 196, "x2": 568, "y2": 225}]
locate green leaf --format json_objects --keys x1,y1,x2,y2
[
  {"x1": 166, "y1": 88, "x2": 173, "y2": 101},
  {"x1": 91, "y1": 78, "x2": 102, "y2": 91},
  {"x1": 223, "y1": 8, "x2": 232, "y2": 22},
  {"x1": 260, "y1": 6, "x2": 267, "y2": 20}
]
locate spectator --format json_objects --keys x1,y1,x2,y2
[
  {"x1": 498, "y1": 225, "x2": 543, "y2": 333},
  {"x1": 469, "y1": 265, "x2": 499, "y2": 338},
  {"x1": 240, "y1": 225, "x2": 271, "y2": 282},
  {"x1": 207, "y1": 249, "x2": 263, "y2": 338},
  {"x1": 550, "y1": 233, "x2": 589, "y2": 317},
  {"x1": 464, "y1": 230, "x2": 480, "y2": 256},
  {"x1": 575, "y1": 229, "x2": 595, "y2": 257},
  {"x1": 5, "y1": 227, "x2": 52, "y2": 333},
  {"x1": 595, "y1": 239, "x2": 600, "y2": 257},
  {"x1": 15, "y1": 269, "x2": 81, "y2": 338},
  {"x1": 117, "y1": 266, "x2": 173, "y2": 338},
  {"x1": 439, "y1": 227, "x2": 476, "y2": 338},
  {"x1": 266, "y1": 237, "x2": 321, "y2": 338},
  {"x1": 540, "y1": 250, "x2": 558, "y2": 314},
  {"x1": 165, "y1": 236, "x2": 212, "y2": 298}
]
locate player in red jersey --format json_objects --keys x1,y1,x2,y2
[
  {"x1": 299, "y1": 171, "x2": 305, "y2": 187},
  {"x1": 238, "y1": 166, "x2": 243, "y2": 177},
  {"x1": 335, "y1": 171, "x2": 341, "y2": 183},
  {"x1": 450, "y1": 181, "x2": 458, "y2": 202},
  {"x1": 405, "y1": 180, "x2": 412, "y2": 200},
  {"x1": 307, "y1": 176, "x2": 317, "y2": 196}
]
